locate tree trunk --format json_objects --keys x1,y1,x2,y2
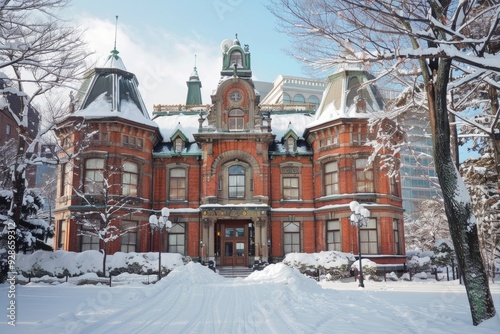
[
  {"x1": 428, "y1": 59, "x2": 496, "y2": 325},
  {"x1": 102, "y1": 248, "x2": 107, "y2": 277}
]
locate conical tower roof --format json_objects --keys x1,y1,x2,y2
[
  {"x1": 312, "y1": 66, "x2": 384, "y2": 125},
  {"x1": 72, "y1": 48, "x2": 155, "y2": 127}
]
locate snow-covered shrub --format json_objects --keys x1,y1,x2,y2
[
  {"x1": 406, "y1": 251, "x2": 432, "y2": 273},
  {"x1": 16, "y1": 250, "x2": 185, "y2": 277},
  {"x1": 432, "y1": 239, "x2": 455, "y2": 268},
  {"x1": 414, "y1": 272, "x2": 429, "y2": 280},
  {"x1": 350, "y1": 258, "x2": 378, "y2": 280},
  {"x1": 386, "y1": 271, "x2": 399, "y2": 281},
  {"x1": 283, "y1": 251, "x2": 355, "y2": 280}
]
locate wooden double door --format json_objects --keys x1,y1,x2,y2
[{"x1": 220, "y1": 221, "x2": 248, "y2": 267}]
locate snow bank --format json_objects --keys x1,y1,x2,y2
[
  {"x1": 160, "y1": 261, "x2": 225, "y2": 285},
  {"x1": 246, "y1": 263, "x2": 324, "y2": 293}
]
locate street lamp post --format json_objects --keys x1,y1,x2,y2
[
  {"x1": 149, "y1": 207, "x2": 172, "y2": 281},
  {"x1": 349, "y1": 201, "x2": 370, "y2": 288}
]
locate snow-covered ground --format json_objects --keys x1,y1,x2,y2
[{"x1": 1, "y1": 262, "x2": 499, "y2": 334}]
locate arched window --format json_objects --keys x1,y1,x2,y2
[
  {"x1": 122, "y1": 162, "x2": 139, "y2": 196},
  {"x1": 230, "y1": 50, "x2": 243, "y2": 67},
  {"x1": 282, "y1": 93, "x2": 291, "y2": 104},
  {"x1": 307, "y1": 95, "x2": 320, "y2": 109},
  {"x1": 228, "y1": 165, "x2": 245, "y2": 198},
  {"x1": 293, "y1": 94, "x2": 305, "y2": 103},
  {"x1": 228, "y1": 109, "x2": 244, "y2": 131}
]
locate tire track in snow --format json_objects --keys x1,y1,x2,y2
[
  {"x1": 77, "y1": 282, "x2": 192, "y2": 333},
  {"x1": 176, "y1": 280, "x2": 219, "y2": 334}
]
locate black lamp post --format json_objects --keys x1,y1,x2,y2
[
  {"x1": 349, "y1": 201, "x2": 370, "y2": 288},
  {"x1": 149, "y1": 207, "x2": 172, "y2": 281}
]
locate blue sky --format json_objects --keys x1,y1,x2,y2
[{"x1": 63, "y1": 0, "x2": 311, "y2": 108}]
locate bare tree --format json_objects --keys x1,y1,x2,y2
[
  {"x1": 268, "y1": 0, "x2": 499, "y2": 325},
  {"x1": 73, "y1": 161, "x2": 142, "y2": 277},
  {"x1": 406, "y1": 198, "x2": 450, "y2": 251},
  {"x1": 0, "y1": 0, "x2": 91, "y2": 280}
]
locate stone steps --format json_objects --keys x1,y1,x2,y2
[{"x1": 218, "y1": 266, "x2": 254, "y2": 278}]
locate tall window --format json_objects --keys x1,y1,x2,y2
[
  {"x1": 6, "y1": 124, "x2": 11, "y2": 136},
  {"x1": 57, "y1": 220, "x2": 66, "y2": 250},
  {"x1": 174, "y1": 137, "x2": 184, "y2": 153},
  {"x1": 283, "y1": 177, "x2": 299, "y2": 200},
  {"x1": 169, "y1": 168, "x2": 186, "y2": 200},
  {"x1": 390, "y1": 176, "x2": 399, "y2": 196},
  {"x1": 59, "y1": 163, "x2": 67, "y2": 197},
  {"x1": 84, "y1": 158, "x2": 105, "y2": 194},
  {"x1": 355, "y1": 158, "x2": 374, "y2": 193},
  {"x1": 327, "y1": 219, "x2": 341, "y2": 251},
  {"x1": 360, "y1": 218, "x2": 378, "y2": 254},
  {"x1": 122, "y1": 162, "x2": 138, "y2": 196},
  {"x1": 352, "y1": 127, "x2": 367, "y2": 145},
  {"x1": 393, "y1": 219, "x2": 401, "y2": 255},
  {"x1": 80, "y1": 222, "x2": 100, "y2": 251},
  {"x1": 284, "y1": 222, "x2": 300, "y2": 254},
  {"x1": 324, "y1": 161, "x2": 339, "y2": 195},
  {"x1": 167, "y1": 223, "x2": 185, "y2": 254},
  {"x1": 228, "y1": 165, "x2": 245, "y2": 198},
  {"x1": 120, "y1": 221, "x2": 138, "y2": 252},
  {"x1": 228, "y1": 109, "x2": 244, "y2": 131},
  {"x1": 286, "y1": 137, "x2": 295, "y2": 152}
]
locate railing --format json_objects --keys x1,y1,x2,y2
[{"x1": 153, "y1": 104, "x2": 210, "y2": 113}]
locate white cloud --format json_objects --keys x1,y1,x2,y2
[{"x1": 77, "y1": 16, "x2": 222, "y2": 115}]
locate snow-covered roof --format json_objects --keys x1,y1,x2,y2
[
  {"x1": 270, "y1": 112, "x2": 314, "y2": 140},
  {"x1": 72, "y1": 49, "x2": 156, "y2": 128},
  {"x1": 308, "y1": 68, "x2": 384, "y2": 129},
  {"x1": 73, "y1": 93, "x2": 157, "y2": 127},
  {"x1": 101, "y1": 49, "x2": 127, "y2": 71},
  {"x1": 154, "y1": 113, "x2": 204, "y2": 143}
]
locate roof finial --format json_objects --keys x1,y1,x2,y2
[
  {"x1": 194, "y1": 54, "x2": 197, "y2": 69},
  {"x1": 112, "y1": 15, "x2": 119, "y2": 57}
]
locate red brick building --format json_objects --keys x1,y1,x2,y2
[{"x1": 54, "y1": 37, "x2": 405, "y2": 268}]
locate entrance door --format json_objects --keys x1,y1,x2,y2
[{"x1": 221, "y1": 222, "x2": 247, "y2": 267}]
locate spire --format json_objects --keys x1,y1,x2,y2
[
  {"x1": 113, "y1": 15, "x2": 118, "y2": 52},
  {"x1": 103, "y1": 15, "x2": 126, "y2": 70},
  {"x1": 186, "y1": 55, "x2": 203, "y2": 105}
]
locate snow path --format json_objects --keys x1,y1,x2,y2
[{"x1": 4, "y1": 262, "x2": 499, "y2": 334}]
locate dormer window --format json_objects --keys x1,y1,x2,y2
[
  {"x1": 174, "y1": 137, "x2": 184, "y2": 153},
  {"x1": 228, "y1": 109, "x2": 244, "y2": 131},
  {"x1": 230, "y1": 50, "x2": 243, "y2": 67},
  {"x1": 286, "y1": 136, "x2": 295, "y2": 152}
]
